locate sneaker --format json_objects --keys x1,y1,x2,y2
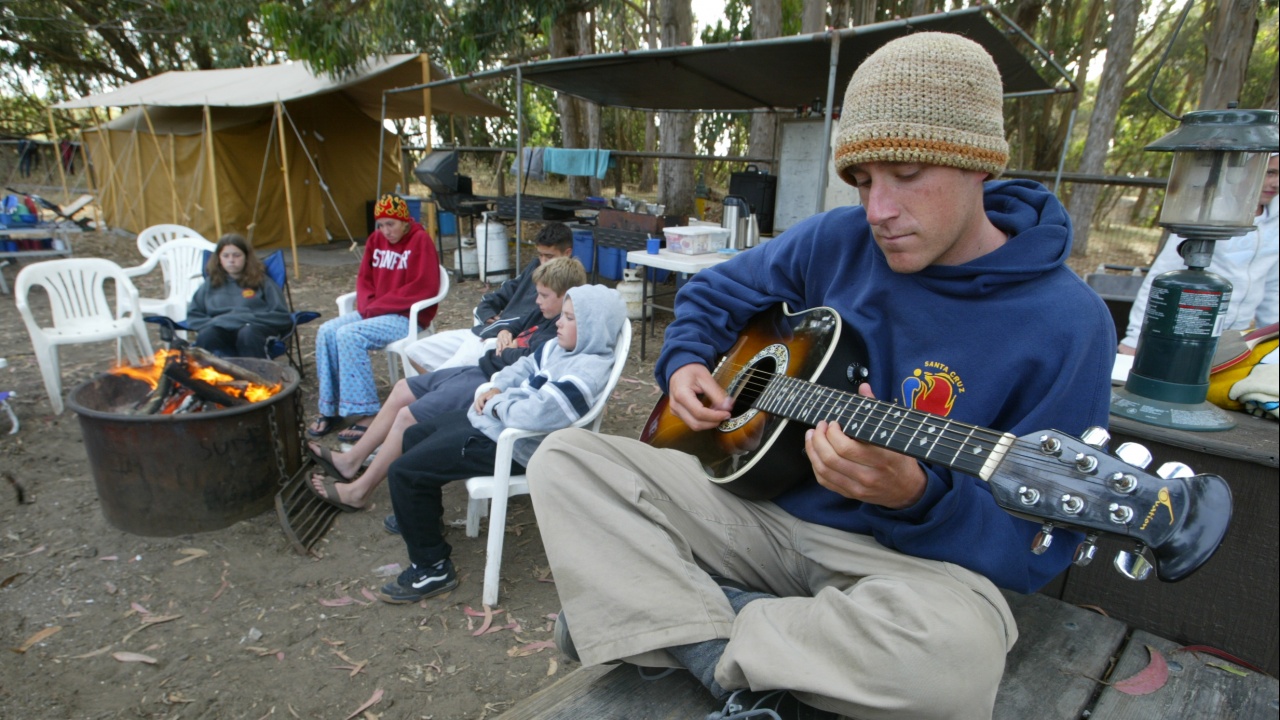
[
  {"x1": 376, "y1": 559, "x2": 457, "y2": 603},
  {"x1": 706, "y1": 688, "x2": 840, "y2": 720},
  {"x1": 383, "y1": 513, "x2": 399, "y2": 535},
  {"x1": 553, "y1": 611, "x2": 580, "y2": 663}
]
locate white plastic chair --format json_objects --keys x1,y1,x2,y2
[
  {"x1": 15, "y1": 258, "x2": 154, "y2": 415},
  {"x1": 464, "y1": 320, "x2": 632, "y2": 606},
  {"x1": 136, "y1": 224, "x2": 208, "y2": 259},
  {"x1": 123, "y1": 237, "x2": 216, "y2": 322},
  {"x1": 335, "y1": 264, "x2": 451, "y2": 383}
]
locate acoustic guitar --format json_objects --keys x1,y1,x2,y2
[{"x1": 640, "y1": 304, "x2": 1232, "y2": 583}]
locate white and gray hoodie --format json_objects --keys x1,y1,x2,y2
[{"x1": 469, "y1": 285, "x2": 627, "y2": 465}]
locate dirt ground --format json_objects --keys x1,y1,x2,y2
[{"x1": 0, "y1": 229, "x2": 665, "y2": 720}]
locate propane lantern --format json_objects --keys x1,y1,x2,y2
[{"x1": 1110, "y1": 108, "x2": 1278, "y2": 431}]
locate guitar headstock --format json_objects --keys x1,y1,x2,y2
[{"x1": 989, "y1": 427, "x2": 1232, "y2": 583}]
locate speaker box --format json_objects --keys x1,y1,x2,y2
[{"x1": 728, "y1": 164, "x2": 778, "y2": 234}]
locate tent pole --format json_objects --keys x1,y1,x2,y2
[
  {"x1": 275, "y1": 101, "x2": 301, "y2": 279},
  {"x1": 377, "y1": 92, "x2": 388, "y2": 203},
  {"x1": 88, "y1": 108, "x2": 122, "y2": 229},
  {"x1": 75, "y1": 127, "x2": 101, "y2": 229},
  {"x1": 139, "y1": 104, "x2": 180, "y2": 223},
  {"x1": 515, "y1": 66, "x2": 524, "y2": 267},
  {"x1": 203, "y1": 104, "x2": 223, "y2": 238},
  {"x1": 816, "y1": 31, "x2": 839, "y2": 217},
  {"x1": 131, "y1": 126, "x2": 148, "y2": 226},
  {"x1": 169, "y1": 135, "x2": 181, "y2": 222},
  {"x1": 422, "y1": 54, "x2": 439, "y2": 244},
  {"x1": 44, "y1": 108, "x2": 71, "y2": 203}
]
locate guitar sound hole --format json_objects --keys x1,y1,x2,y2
[{"x1": 730, "y1": 358, "x2": 776, "y2": 415}]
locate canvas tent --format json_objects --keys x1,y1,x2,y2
[{"x1": 53, "y1": 54, "x2": 504, "y2": 252}]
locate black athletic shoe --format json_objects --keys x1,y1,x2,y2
[
  {"x1": 553, "y1": 611, "x2": 580, "y2": 663},
  {"x1": 376, "y1": 559, "x2": 457, "y2": 604},
  {"x1": 706, "y1": 688, "x2": 840, "y2": 720},
  {"x1": 383, "y1": 513, "x2": 400, "y2": 535}
]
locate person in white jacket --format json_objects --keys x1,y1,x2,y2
[
  {"x1": 373, "y1": 285, "x2": 627, "y2": 604},
  {"x1": 1120, "y1": 153, "x2": 1279, "y2": 354}
]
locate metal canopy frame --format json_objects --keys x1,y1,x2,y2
[{"x1": 380, "y1": 4, "x2": 1075, "y2": 263}]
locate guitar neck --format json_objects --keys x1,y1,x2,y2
[{"x1": 756, "y1": 373, "x2": 1015, "y2": 481}]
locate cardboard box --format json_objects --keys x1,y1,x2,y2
[{"x1": 664, "y1": 226, "x2": 729, "y2": 255}]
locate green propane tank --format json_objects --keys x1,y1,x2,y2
[{"x1": 1126, "y1": 268, "x2": 1232, "y2": 403}]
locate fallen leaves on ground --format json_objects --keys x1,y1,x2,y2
[
  {"x1": 13, "y1": 625, "x2": 61, "y2": 653},
  {"x1": 112, "y1": 651, "x2": 158, "y2": 664},
  {"x1": 1112, "y1": 645, "x2": 1169, "y2": 696},
  {"x1": 172, "y1": 548, "x2": 208, "y2": 566},
  {"x1": 341, "y1": 687, "x2": 383, "y2": 720}
]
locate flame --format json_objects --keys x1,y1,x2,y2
[{"x1": 110, "y1": 349, "x2": 283, "y2": 412}]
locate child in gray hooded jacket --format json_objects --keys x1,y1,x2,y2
[{"x1": 376, "y1": 285, "x2": 627, "y2": 604}]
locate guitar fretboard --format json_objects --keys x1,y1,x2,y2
[{"x1": 755, "y1": 374, "x2": 1013, "y2": 480}]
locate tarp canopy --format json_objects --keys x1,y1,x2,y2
[
  {"x1": 54, "y1": 54, "x2": 505, "y2": 120},
  {"x1": 492, "y1": 7, "x2": 1063, "y2": 112},
  {"x1": 55, "y1": 54, "x2": 506, "y2": 250}
]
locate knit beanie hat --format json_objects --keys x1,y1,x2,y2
[
  {"x1": 835, "y1": 32, "x2": 1009, "y2": 184},
  {"x1": 374, "y1": 194, "x2": 412, "y2": 222}
]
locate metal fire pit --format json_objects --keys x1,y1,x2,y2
[{"x1": 67, "y1": 359, "x2": 303, "y2": 537}]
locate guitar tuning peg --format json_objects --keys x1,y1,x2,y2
[
  {"x1": 1114, "y1": 442, "x2": 1153, "y2": 470},
  {"x1": 1079, "y1": 426, "x2": 1110, "y2": 450},
  {"x1": 1073, "y1": 535, "x2": 1099, "y2": 567},
  {"x1": 1156, "y1": 461, "x2": 1194, "y2": 479},
  {"x1": 1114, "y1": 545, "x2": 1153, "y2": 581},
  {"x1": 1031, "y1": 524, "x2": 1054, "y2": 555}
]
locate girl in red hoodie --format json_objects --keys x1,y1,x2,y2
[{"x1": 308, "y1": 195, "x2": 440, "y2": 440}]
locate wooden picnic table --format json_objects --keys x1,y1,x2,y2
[{"x1": 497, "y1": 591, "x2": 1278, "y2": 720}]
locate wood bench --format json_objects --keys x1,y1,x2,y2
[{"x1": 497, "y1": 591, "x2": 1279, "y2": 719}]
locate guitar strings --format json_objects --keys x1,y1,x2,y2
[{"x1": 712, "y1": 359, "x2": 1111, "y2": 482}]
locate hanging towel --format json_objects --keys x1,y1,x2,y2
[
  {"x1": 543, "y1": 148, "x2": 612, "y2": 179},
  {"x1": 510, "y1": 147, "x2": 546, "y2": 181}
]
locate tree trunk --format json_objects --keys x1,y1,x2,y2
[
  {"x1": 1068, "y1": 0, "x2": 1139, "y2": 257},
  {"x1": 577, "y1": 10, "x2": 604, "y2": 197},
  {"x1": 829, "y1": 0, "x2": 850, "y2": 29},
  {"x1": 550, "y1": 13, "x2": 592, "y2": 198},
  {"x1": 1200, "y1": 0, "x2": 1260, "y2": 110},
  {"x1": 748, "y1": 0, "x2": 782, "y2": 173},
  {"x1": 1264, "y1": 61, "x2": 1280, "y2": 110},
  {"x1": 639, "y1": 0, "x2": 660, "y2": 192},
  {"x1": 802, "y1": 0, "x2": 825, "y2": 32},
  {"x1": 850, "y1": 0, "x2": 875, "y2": 26},
  {"x1": 658, "y1": 0, "x2": 695, "y2": 216}
]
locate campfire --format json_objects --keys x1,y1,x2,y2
[{"x1": 111, "y1": 347, "x2": 284, "y2": 415}]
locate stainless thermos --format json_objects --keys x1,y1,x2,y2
[{"x1": 722, "y1": 196, "x2": 749, "y2": 249}]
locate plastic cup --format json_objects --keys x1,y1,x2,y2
[{"x1": 647, "y1": 237, "x2": 661, "y2": 254}]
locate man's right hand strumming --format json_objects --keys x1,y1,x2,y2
[{"x1": 668, "y1": 364, "x2": 733, "y2": 431}]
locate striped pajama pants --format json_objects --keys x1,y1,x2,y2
[{"x1": 314, "y1": 312, "x2": 409, "y2": 417}]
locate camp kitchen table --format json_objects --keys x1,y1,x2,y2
[{"x1": 626, "y1": 248, "x2": 732, "y2": 360}]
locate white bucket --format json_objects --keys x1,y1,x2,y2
[
  {"x1": 452, "y1": 245, "x2": 479, "y2": 277},
  {"x1": 617, "y1": 268, "x2": 649, "y2": 320},
  {"x1": 475, "y1": 214, "x2": 510, "y2": 283}
]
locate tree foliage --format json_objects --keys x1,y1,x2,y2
[{"x1": 2, "y1": 0, "x2": 1277, "y2": 227}]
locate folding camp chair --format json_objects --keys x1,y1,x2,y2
[{"x1": 261, "y1": 250, "x2": 321, "y2": 378}]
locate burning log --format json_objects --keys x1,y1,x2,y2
[
  {"x1": 185, "y1": 347, "x2": 278, "y2": 389},
  {"x1": 163, "y1": 363, "x2": 248, "y2": 408},
  {"x1": 134, "y1": 375, "x2": 175, "y2": 415}
]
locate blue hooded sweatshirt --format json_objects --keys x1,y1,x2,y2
[{"x1": 656, "y1": 180, "x2": 1115, "y2": 593}]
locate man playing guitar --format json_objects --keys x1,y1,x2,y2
[{"x1": 526, "y1": 33, "x2": 1115, "y2": 720}]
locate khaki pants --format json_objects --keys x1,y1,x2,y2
[{"x1": 528, "y1": 429, "x2": 1017, "y2": 720}]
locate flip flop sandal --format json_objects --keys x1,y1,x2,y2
[
  {"x1": 306, "y1": 415, "x2": 338, "y2": 438},
  {"x1": 336, "y1": 423, "x2": 369, "y2": 442},
  {"x1": 307, "y1": 443, "x2": 354, "y2": 482},
  {"x1": 304, "y1": 473, "x2": 361, "y2": 513}
]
